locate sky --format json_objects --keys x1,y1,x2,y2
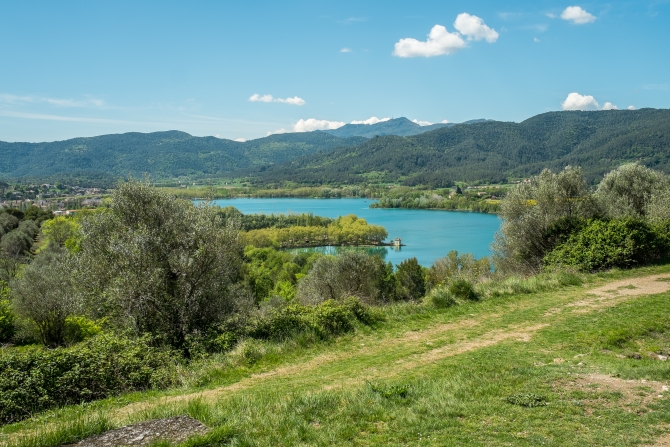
[{"x1": 1, "y1": 0, "x2": 669, "y2": 142}]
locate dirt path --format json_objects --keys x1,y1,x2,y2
[{"x1": 5, "y1": 273, "x2": 670, "y2": 445}]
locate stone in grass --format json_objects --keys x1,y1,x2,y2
[{"x1": 65, "y1": 416, "x2": 209, "y2": 447}]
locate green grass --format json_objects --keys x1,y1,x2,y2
[{"x1": 4, "y1": 264, "x2": 670, "y2": 446}]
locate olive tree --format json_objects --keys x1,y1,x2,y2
[
  {"x1": 10, "y1": 246, "x2": 80, "y2": 347},
  {"x1": 76, "y1": 180, "x2": 245, "y2": 352},
  {"x1": 493, "y1": 166, "x2": 597, "y2": 272},
  {"x1": 296, "y1": 251, "x2": 388, "y2": 305},
  {"x1": 595, "y1": 163, "x2": 669, "y2": 220}
]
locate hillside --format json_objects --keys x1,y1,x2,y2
[
  {"x1": 4, "y1": 266, "x2": 670, "y2": 446},
  {"x1": 0, "y1": 131, "x2": 366, "y2": 180},
  {"x1": 320, "y1": 117, "x2": 492, "y2": 138},
  {"x1": 252, "y1": 109, "x2": 670, "y2": 185}
]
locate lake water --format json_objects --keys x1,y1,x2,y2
[{"x1": 209, "y1": 198, "x2": 501, "y2": 267}]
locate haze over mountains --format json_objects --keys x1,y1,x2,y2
[{"x1": 1, "y1": 110, "x2": 669, "y2": 185}]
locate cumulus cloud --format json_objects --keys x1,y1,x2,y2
[
  {"x1": 293, "y1": 119, "x2": 345, "y2": 132},
  {"x1": 393, "y1": 24, "x2": 466, "y2": 57},
  {"x1": 561, "y1": 93, "x2": 629, "y2": 111},
  {"x1": 249, "y1": 93, "x2": 305, "y2": 106},
  {"x1": 561, "y1": 92, "x2": 600, "y2": 110},
  {"x1": 393, "y1": 13, "x2": 497, "y2": 58},
  {"x1": 234, "y1": 138, "x2": 246, "y2": 142},
  {"x1": 453, "y1": 13, "x2": 499, "y2": 42},
  {"x1": 267, "y1": 128, "x2": 288, "y2": 136},
  {"x1": 340, "y1": 47, "x2": 352, "y2": 53},
  {"x1": 351, "y1": 116, "x2": 390, "y2": 125},
  {"x1": 412, "y1": 119, "x2": 433, "y2": 126},
  {"x1": 560, "y1": 6, "x2": 596, "y2": 24}
]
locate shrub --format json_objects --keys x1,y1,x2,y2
[
  {"x1": 0, "y1": 333, "x2": 179, "y2": 424},
  {"x1": 0, "y1": 298, "x2": 15, "y2": 343},
  {"x1": 544, "y1": 219, "x2": 666, "y2": 271},
  {"x1": 247, "y1": 297, "x2": 375, "y2": 341},
  {"x1": 448, "y1": 279, "x2": 479, "y2": 301},
  {"x1": 63, "y1": 316, "x2": 104, "y2": 345},
  {"x1": 395, "y1": 257, "x2": 426, "y2": 301},
  {"x1": 425, "y1": 287, "x2": 457, "y2": 308}
]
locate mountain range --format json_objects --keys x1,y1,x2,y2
[{"x1": 1, "y1": 110, "x2": 669, "y2": 185}]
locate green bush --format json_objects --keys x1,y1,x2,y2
[
  {"x1": 448, "y1": 279, "x2": 479, "y2": 301},
  {"x1": 63, "y1": 316, "x2": 104, "y2": 345},
  {"x1": 247, "y1": 297, "x2": 375, "y2": 341},
  {"x1": 426, "y1": 287, "x2": 457, "y2": 308},
  {"x1": 0, "y1": 284, "x2": 14, "y2": 342},
  {"x1": 544, "y1": 219, "x2": 667, "y2": 272},
  {"x1": 0, "y1": 333, "x2": 179, "y2": 424}
]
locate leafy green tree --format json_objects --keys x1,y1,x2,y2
[
  {"x1": 394, "y1": 257, "x2": 425, "y2": 301},
  {"x1": 41, "y1": 216, "x2": 81, "y2": 248},
  {"x1": 75, "y1": 180, "x2": 246, "y2": 353}
]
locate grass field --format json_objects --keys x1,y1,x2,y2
[{"x1": 3, "y1": 266, "x2": 670, "y2": 446}]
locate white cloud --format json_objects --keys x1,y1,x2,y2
[
  {"x1": 561, "y1": 92, "x2": 600, "y2": 111},
  {"x1": 560, "y1": 6, "x2": 596, "y2": 24},
  {"x1": 293, "y1": 118, "x2": 345, "y2": 132},
  {"x1": 234, "y1": 138, "x2": 246, "y2": 142},
  {"x1": 412, "y1": 119, "x2": 433, "y2": 126},
  {"x1": 602, "y1": 102, "x2": 619, "y2": 110},
  {"x1": 351, "y1": 116, "x2": 390, "y2": 125},
  {"x1": 441, "y1": 119, "x2": 450, "y2": 123},
  {"x1": 0, "y1": 93, "x2": 104, "y2": 108},
  {"x1": 393, "y1": 24, "x2": 466, "y2": 58},
  {"x1": 267, "y1": 128, "x2": 288, "y2": 136},
  {"x1": 249, "y1": 94, "x2": 305, "y2": 106},
  {"x1": 546, "y1": 13, "x2": 557, "y2": 19},
  {"x1": 453, "y1": 13, "x2": 499, "y2": 42},
  {"x1": 628, "y1": 105, "x2": 637, "y2": 110},
  {"x1": 534, "y1": 37, "x2": 541, "y2": 43},
  {"x1": 340, "y1": 47, "x2": 352, "y2": 53}
]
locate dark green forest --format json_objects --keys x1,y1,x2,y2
[
  {"x1": 250, "y1": 109, "x2": 670, "y2": 186},
  {"x1": 0, "y1": 131, "x2": 365, "y2": 180}
]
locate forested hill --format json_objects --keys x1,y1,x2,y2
[
  {"x1": 251, "y1": 109, "x2": 670, "y2": 186},
  {"x1": 0, "y1": 131, "x2": 366, "y2": 180},
  {"x1": 320, "y1": 117, "x2": 491, "y2": 138}
]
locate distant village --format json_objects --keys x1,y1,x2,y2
[{"x1": 0, "y1": 182, "x2": 111, "y2": 213}]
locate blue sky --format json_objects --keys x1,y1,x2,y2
[{"x1": 1, "y1": 0, "x2": 669, "y2": 142}]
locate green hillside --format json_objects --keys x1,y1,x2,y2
[
  {"x1": 252, "y1": 109, "x2": 670, "y2": 185},
  {"x1": 0, "y1": 131, "x2": 366, "y2": 180}
]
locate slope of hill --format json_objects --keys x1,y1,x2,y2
[
  {"x1": 252, "y1": 109, "x2": 670, "y2": 185},
  {"x1": 0, "y1": 131, "x2": 366, "y2": 180},
  {"x1": 320, "y1": 117, "x2": 454, "y2": 138}
]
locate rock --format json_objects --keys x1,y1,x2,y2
[{"x1": 63, "y1": 416, "x2": 209, "y2": 447}]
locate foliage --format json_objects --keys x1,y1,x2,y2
[
  {"x1": 425, "y1": 287, "x2": 457, "y2": 308},
  {"x1": 218, "y1": 207, "x2": 334, "y2": 231},
  {"x1": 10, "y1": 247, "x2": 80, "y2": 347},
  {"x1": 426, "y1": 250, "x2": 492, "y2": 289},
  {"x1": 242, "y1": 214, "x2": 388, "y2": 249},
  {"x1": 296, "y1": 251, "x2": 390, "y2": 305},
  {"x1": 247, "y1": 297, "x2": 375, "y2": 341},
  {"x1": 595, "y1": 162, "x2": 669, "y2": 220},
  {"x1": 40, "y1": 216, "x2": 81, "y2": 249},
  {"x1": 371, "y1": 186, "x2": 503, "y2": 213},
  {"x1": 368, "y1": 382, "x2": 410, "y2": 399},
  {"x1": 394, "y1": 257, "x2": 426, "y2": 301},
  {"x1": 493, "y1": 166, "x2": 599, "y2": 272},
  {"x1": 75, "y1": 180, "x2": 247, "y2": 354},
  {"x1": 63, "y1": 316, "x2": 104, "y2": 345},
  {"x1": 543, "y1": 219, "x2": 668, "y2": 271},
  {"x1": 0, "y1": 333, "x2": 178, "y2": 424},
  {"x1": 448, "y1": 279, "x2": 479, "y2": 301},
  {"x1": 0, "y1": 285, "x2": 15, "y2": 343}
]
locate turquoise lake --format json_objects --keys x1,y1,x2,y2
[{"x1": 210, "y1": 198, "x2": 501, "y2": 267}]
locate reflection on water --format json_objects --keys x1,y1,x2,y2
[{"x1": 286, "y1": 245, "x2": 394, "y2": 262}]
